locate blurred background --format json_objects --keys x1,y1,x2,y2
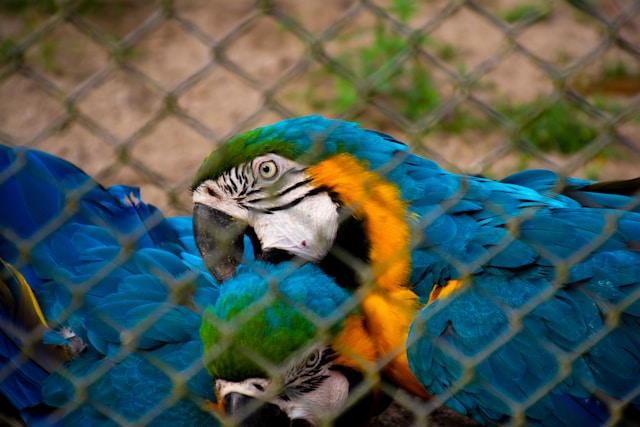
[
  {"x1": 1, "y1": 0, "x2": 639, "y2": 218},
  {"x1": 1, "y1": 1, "x2": 639, "y2": 426}
]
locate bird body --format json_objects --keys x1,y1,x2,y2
[
  {"x1": 192, "y1": 115, "x2": 640, "y2": 426},
  {"x1": 0, "y1": 146, "x2": 219, "y2": 426}
]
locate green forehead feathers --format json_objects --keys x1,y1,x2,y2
[
  {"x1": 192, "y1": 128, "x2": 301, "y2": 190},
  {"x1": 200, "y1": 295, "x2": 319, "y2": 381},
  {"x1": 191, "y1": 116, "x2": 370, "y2": 190}
]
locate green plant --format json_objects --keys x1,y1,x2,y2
[
  {"x1": 556, "y1": 50, "x2": 571, "y2": 66},
  {"x1": 602, "y1": 61, "x2": 634, "y2": 79},
  {"x1": 314, "y1": 0, "x2": 449, "y2": 122},
  {"x1": 0, "y1": 37, "x2": 20, "y2": 64},
  {"x1": 507, "y1": 98, "x2": 599, "y2": 154},
  {"x1": 590, "y1": 94, "x2": 629, "y2": 117},
  {"x1": 583, "y1": 164, "x2": 603, "y2": 180},
  {"x1": 33, "y1": 39, "x2": 62, "y2": 74},
  {"x1": 0, "y1": 0, "x2": 136, "y2": 15},
  {"x1": 0, "y1": 0, "x2": 58, "y2": 13},
  {"x1": 434, "y1": 42, "x2": 457, "y2": 61},
  {"x1": 498, "y1": 1, "x2": 553, "y2": 24}
]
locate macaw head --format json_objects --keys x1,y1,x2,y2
[
  {"x1": 190, "y1": 116, "x2": 412, "y2": 289},
  {"x1": 200, "y1": 261, "x2": 386, "y2": 426}
]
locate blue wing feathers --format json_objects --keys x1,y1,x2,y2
[{"x1": 0, "y1": 145, "x2": 219, "y2": 426}]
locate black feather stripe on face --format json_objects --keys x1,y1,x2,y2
[
  {"x1": 282, "y1": 348, "x2": 336, "y2": 400},
  {"x1": 266, "y1": 187, "x2": 327, "y2": 213},
  {"x1": 244, "y1": 179, "x2": 313, "y2": 206}
]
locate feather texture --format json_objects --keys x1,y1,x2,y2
[
  {"x1": 0, "y1": 146, "x2": 220, "y2": 426},
  {"x1": 201, "y1": 116, "x2": 640, "y2": 426}
]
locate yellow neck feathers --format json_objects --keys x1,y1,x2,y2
[
  {"x1": 307, "y1": 153, "x2": 411, "y2": 290},
  {"x1": 306, "y1": 154, "x2": 430, "y2": 399}
]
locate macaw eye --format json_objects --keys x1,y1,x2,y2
[
  {"x1": 258, "y1": 160, "x2": 278, "y2": 179},
  {"x1": 305, "y1": 349, "x2": 320, "y2": 367}
]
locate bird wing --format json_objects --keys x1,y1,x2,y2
[
  {"x1": 407, "y1": 205, "x2": 640, "y2": 426},
  {"x1": 0, "y1": 145, "x2": 220, "y2": 426}
]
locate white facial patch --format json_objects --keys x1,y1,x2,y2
[
  {"x1": 279, "y1": 370, "x2": 350, "y2": 424},
  {"x1": 216, "y1": 377, "x2": 271, "y2": 400},
  {"x1": 251, "y1": 192, "x2": 339, "y2": 262}
]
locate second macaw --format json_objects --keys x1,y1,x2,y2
[
  {"x1": 0, "y1": 146, "x2": 220, "y2": 426},
  {"x1": 200, "y1": 260, "x2": 393, "y2": 426},
  {"x1": 190, "y1": 116, "x2": 640, "y2": 426}
]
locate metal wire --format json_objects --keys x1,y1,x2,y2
[{"x1": 1, "y1": 0, "x2": 639, "y2": 426}]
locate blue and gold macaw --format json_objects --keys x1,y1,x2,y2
[
  {"x1": 0, "y1": 146, "x2": 220, "y2": 426},
  {"x1": 191, "y1": 115, "x2": 640, "y2": 426}
]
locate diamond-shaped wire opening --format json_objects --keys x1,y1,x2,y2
[
  {"x1": 34, "y1": 122, "x2": 117, "y2": 179},
  {"x1": 127, "y1": 19, "x2": 211, "y2": 90},
  {"x1": 179, "y1": 66, "x2": 264, "y2": 137},
  {"x1": 0, "y1": 72, "x2": 65, "y2": 143},
  {"x1": 76, "y1": 69, "x2": 164, "y2": 141},
  {"x1": 222, "y1": 15, "x2": 307, "y2": 86},
  {"x1": 272, "y1": 0, "x2": 362, "y2": 35},
  {"x1": 173, "y1": 0, "x2": 257, "y2": 40},
  {"x1": 72, "y1": 1, "x2": 160, "y2": 40},
  {"x1": 427, "y1": 5, "x2": 509, "y2": 74},
  {"x1": 23, "y1": 21, "x2": 110, "y2": 93},
  {"x1": 128, "y1": 116, "x2": 214, "y2": 210}
]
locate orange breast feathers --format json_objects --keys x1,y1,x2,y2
[{"x1": 306, "y1": 153, "x2": 430, "y2": 399}]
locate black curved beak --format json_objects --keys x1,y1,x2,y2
[
  {"x1": 224, "y1": 393, "x2": 291, "y2": 427},
  {"x1": 193, "y1": 203, "x2": 297, "y2": 282},
  {"x1": 193, "y1": 203, "x2": 246, "y2": 283}
]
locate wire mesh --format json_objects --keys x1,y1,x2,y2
[{"x1": 1, "y1": 0, "x2": 639, "y2": 426}]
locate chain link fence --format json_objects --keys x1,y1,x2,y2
[{"x1": 1, "y1": 0, "x2": 639, "y2": 426}]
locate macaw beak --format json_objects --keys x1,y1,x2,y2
[
  {"x1": 223, "y1": 393, "x2": 296, "y2": 427},
  {"x1": 193, "y1": 203, "x2": 247, "y2": 282},
  {"x1": 193, "y1": 203, "x2": 297, "y2": 282}
]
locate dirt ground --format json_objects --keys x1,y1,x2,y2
[
  {"x1": 1, "y1": 1, "x2": 639, "y2": 426},
  {"x1": 1, "y1": 0, "x2": 639, "y2": 217}
]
